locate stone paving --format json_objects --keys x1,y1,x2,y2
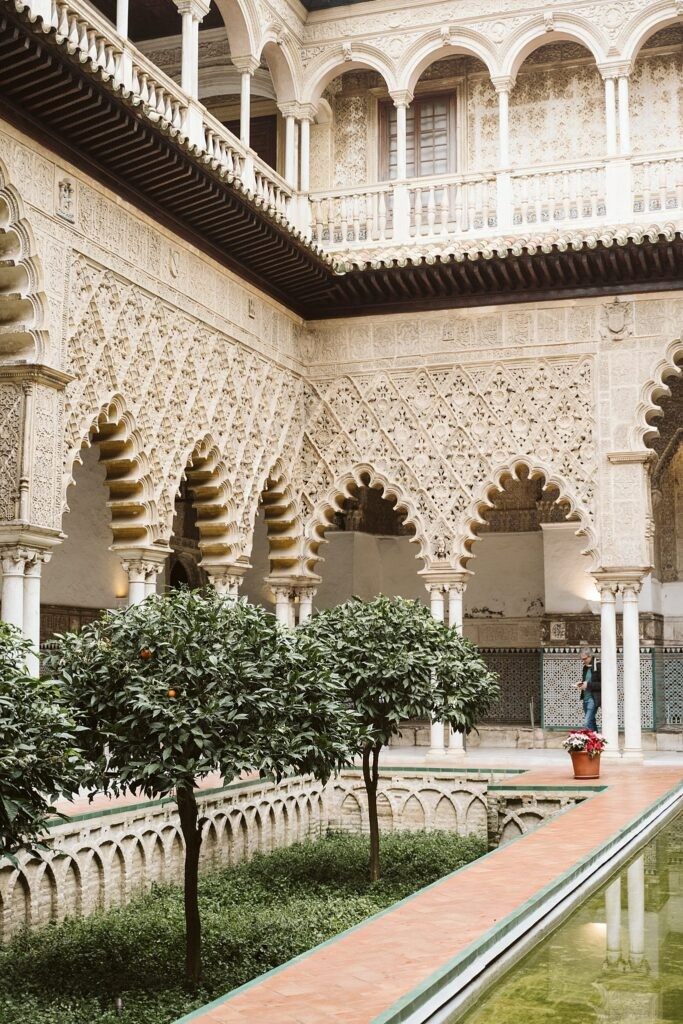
[{"x1": 177, "y1": 759, "x2": 683, "y2": 1024}]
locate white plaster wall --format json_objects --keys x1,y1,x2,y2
[
  {"x1": 464, "y1": 532, "x2": 544, "y2": 619},
  {"x1": 541, "y1": 524, "x2": 599, "y2": 614},
  {"x1": 42, "y1": 446, "x2": 128, "y2": 608},
  {"x1": 315, "y1": 531, "x2": 426, "y2": 609}
]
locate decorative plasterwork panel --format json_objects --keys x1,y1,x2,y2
[{"x1": 298, "y1": 357, "x2": 597, "y2": 571}]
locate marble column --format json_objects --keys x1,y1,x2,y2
[
  {"x1": 297, "y1": 587, "x2": 316, "y2": 624},
  {"x1": 617, "y1": 74, "x2": 631, "y2": 155},
  {"x1": 116, "y1": 0, "x2": 128, "y2": 35},
  {"x1": 174, "y1": 0, "x2": 210, "y2": 145},
  {"x1": 24, "y1": 552, "x2": 49, "y2": 676},
  {"x1": 390, "y1": 91, "x2": 412, "y2": 241},
  {"x1": 604, "y1": 74, "x2": 618, "y2": 157},
  {"x1": 627, "y1": 855, "x2": 646, "y2": 968},
  {"x1": 284, "y1": 114, "x2": 297, "y2": 187},
  {"x1": 204, "y1": 566, "x2": 244, "y2": 600},
  {"x1": 0, "y1": 547, "x2": 27, "y2": 630},
  {"x1": 596, "y1": 580, "x2": 620, "y2": 757},
  {"x1": 272, "y1": 585, "x2": 293, "y2": 627},
  {"x1": 427, "y1": 584, "x2": 446, "y2": 757},
  {"x1": 621, "y1": 581, "x2": 643, "y2": 762},
  {"x1": 122, "y1": 559, "x2": 147, "y2": 606},
  {"x1": 446, "y1": 581, "x2": 467, "y2": 757}
]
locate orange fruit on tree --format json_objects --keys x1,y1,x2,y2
[
  {"x1": 140, "y1": 648, "x2": 152, "y2": 659},
  {"x1": 167, "y1": 689, "x2": 177, "y2": 698}
]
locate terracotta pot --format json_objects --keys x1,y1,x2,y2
[{"x1": 569, "y1": 750, "x2": 601, "y2": 779}]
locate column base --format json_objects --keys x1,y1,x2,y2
[
  {"x1": 425, "y1": 748, "x2": 447, "y2": 762},
  {"x1": 444, "y1": 747, "x2": 467, "y2": 760},
  {"x1": 621, "y1": 749, "x2": 645, "y2": 764},
  {"x1": 601, "y1": 748, "x2": 622, "y2": 762}
]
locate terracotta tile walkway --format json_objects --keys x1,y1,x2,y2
[{"x1": 178, "y1": 761, "x2": 683, "y2": 1024}]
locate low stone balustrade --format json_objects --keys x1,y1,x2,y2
[{"x1": 0, "y1": 767, "x2": 590, "y2": 943}]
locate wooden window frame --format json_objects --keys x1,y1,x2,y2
[{"x1": 378, "y1": 90, "x2": 457, "y2": 182}]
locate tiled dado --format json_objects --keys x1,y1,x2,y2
[{"x1": 176, "y1": 763, "x2": 683, "y2": 1024}]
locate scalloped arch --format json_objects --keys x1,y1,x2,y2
[
  {"x1": 631, "y1": 336, "x2": 683, "y2": 450},
  {"x1": 500, "y1": 15, "x2": 609, "y2": 81},
  {"x1": 460, "y1": 457, "x2": 598, "y2": 571},
  {"x1": 0, "y1": 156, "x2": 49, "y2": 364},
  {"x1": 302, "y1": 463, "x2": 427, "y2": 577},
  {"x1": 63, "y1": 394, "x2": 160, "y2": 548},
  {"x1": 398, "y1": 28, "x2": 498, "y2": 94}
]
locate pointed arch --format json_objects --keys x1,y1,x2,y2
[
  {"x1": 258, "y1": 458, "x2": 303, "y2": 576},
  {"x1": 0, "y1": 156, "x2": 48, "y2": 364},
  {"x1": 302, "y1": 46, "x2": 397, "y2": 105},
  {"x1": 461, "y1": 458, "x2": 598, "y2": 570},
  {"x1": 63, "y1": 394, "x2": 160, "y2": 548},
  {"x1": 399, "y1": 28, "x2": 497, "y2": 96},
  {"x1": 500, "y1": 15, "x2": 609, "y2": 81},
  {"x1": 302, "y1": 463, "x2": 428, "y2": 578},
  {"x1": 169, "y1": 432, "x2": 242, "y2": 564}
]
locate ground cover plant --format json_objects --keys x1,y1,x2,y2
[
  {"x1": 0, "y1": 830, "x2": 485, "y2": 1024},
  {"x1": 45, "y1": 588, "x2": 358, "y2": 986}
]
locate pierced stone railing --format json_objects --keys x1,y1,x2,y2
[
  {"x1": 310, "y1": 184, "x2": 395, "y2": 246},
  {"x1": 510, "y1": 161, "x2": 607, "y2": 228},
  {"x1": 632, "y1": 152, "x2": 683, "y2": 217},
  {"x1": 407, "y1": 171, "x2": 497, "y2": 237}
]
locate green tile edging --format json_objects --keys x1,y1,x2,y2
[
  {"x1": 171, "y1": 776, "x2": 682, "y2": 1024},
  {"x1": 370, "y1": 778, "x2": 683, "y2": 1024}
]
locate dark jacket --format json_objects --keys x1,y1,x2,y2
[{"x1": 580, "y1": 656, "x2": 602, "y2": 709}]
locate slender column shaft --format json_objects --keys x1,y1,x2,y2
[
  {"x1": 618, "y1": 74, "x2": 631, "y2": 155},
  {"x1": 627, "y1": 855, "x2": 645, "y2": 967},
  {"x1": 299, "y1": 118, "x2": 311, "y2": 193},
  {"x1": 428, "y1": 586, "x2": 445, "y2": 756},
  {"x1": 298, "y1": 589, "x2": 315, "y2": 624},
  {"x1": 395, "y1": 102, "x2": 407, "y2": 180},
  {"x1": 284, "y1": 116, "x2": 296, "y2": 186},
  {"x1": 180, "y1": 11, "x2": 197, "y2": 97},
  {"x1": 604, "y1": 876, "x2": 622, "y2": 966},
  {"x1": 599, "y1": 584, "x2": 619, "y2": 754},
  {"x1": 498, "y1": 88, "x2": 510, "y2": 167},
  {"x1": 240, "y1": 71, "x2": 251, "y2": 147},
  {"x1": 622, "y1": 584, "x2": 643, "y2": 760},
  {"x1": 447, "y1": 583, "x2": 466, "y2": 755},
  {"x1": 23, "y1": 556, "x2": 44, "y2": 676},
  {"x1": 1, "y1": 552, "x2": 26, "y2": 630},
  {"x1": 274, "y1": 588, "x2": 292, "y2": 627},
  {"x1": 144, "y1": 571, "x2": 159, "y2": 598},
  {"x1": 604, "y1": 76, "x2": 618, "y2": 157},
  {"x1": 116, "y1": 0, "x2": 129, "y2": 36}
]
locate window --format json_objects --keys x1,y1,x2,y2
[{"x1": 379, "y1": 92, "x2": 456, "y2": 181}]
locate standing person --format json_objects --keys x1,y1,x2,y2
[{"x1": 576, "y1": 647, "x2": 601, "y2": 731}]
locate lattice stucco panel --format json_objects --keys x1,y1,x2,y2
[
  {"x1": 542, "y1": 648, "x2": 654, "y2": 730},
  {"x1": 479, "y1": 649, "x2": 542, "y2": 726},
  {"x1": 662, "y1": 650, "x2": 683, "y2": 727}
]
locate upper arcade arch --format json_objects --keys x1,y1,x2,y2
[
  {"x1": 302, "y1": 47, "x2": 397, "y2": 106},
  {"x1": 500, "y1": 15, "x2": 609, "y2": 82},
  {"x1": 632, "y1": 336, "x2": 683, "y2": 451},
  {"x1": 259, "y1": 33, "x2": 301, "y2": 106},
  {"x1": 619, "y1": 3, "x2": 683, "y2": 65},
  {"x1": 211, "y1": 0, "x2": 260, "y2": 62},
  {"x1": 398, "y1": 28, "x2": 498, "y2": 97}
]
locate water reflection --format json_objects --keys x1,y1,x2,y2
[{"x1": 453, "y1": 812, "x2": 683, "y2": 1024}]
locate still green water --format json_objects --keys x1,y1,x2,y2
[{"x1": 452, "y1": 810, "x2": 683, "y2": 1024}]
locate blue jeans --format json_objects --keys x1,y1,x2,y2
[{"x1": 583, "y1": 695, "x2": 598, "y2": 732}]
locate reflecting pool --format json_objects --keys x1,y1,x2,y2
[{"x1": 452, "y1": 810, "x2": 683, "y2": 1024}]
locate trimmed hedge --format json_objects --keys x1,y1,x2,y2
[{"x1": 0, "y1": 830, "x2": 485, "y2": 1024}]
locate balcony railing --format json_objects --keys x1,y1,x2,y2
[
  {"x1": 510, "y1": 161, "x2": 607, "y2": 228},
  {"x1": 632, "y1": 152, "x2": 683, "y2": 216}
]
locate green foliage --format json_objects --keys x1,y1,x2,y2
[
  {"x1": 0, "y1": 830, "x2": 485, "y2": 1024},
  {"x1": 45, "y1": 588, "x2": 357, "y2": 797},
  {"x1": 300, "y1": 595, "x2": 500, "y2": 746},
  {"x1": 0, "y1": 623, "x2": 81, "y2": 859}
]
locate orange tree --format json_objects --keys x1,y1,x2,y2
[
  {"x1": 300, "y1": 595, "x2": 499, "y2": 881},
  {"x1": 0, "y1": 622, "x2": 81, "y2": 860},
  {"x1": 46, "y1": 587, "x2": 357, "y2": 988}
]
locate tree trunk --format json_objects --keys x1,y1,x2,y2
[
  {"x1": 177, "y1": 782, "x2": 203, "y2": 989},
  {"x1": 362, "y1": 742, "x2": 382, "y2": 882}
]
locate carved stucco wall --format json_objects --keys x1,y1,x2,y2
[{"x1": 0, "y1": 121, "x2": 306, "y2": 555}]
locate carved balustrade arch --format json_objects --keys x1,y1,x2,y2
[
  {"x1": 398, "y1": 27, "x2": 498, "y2": 97},
  {"x1": 499, "y1": 14, "x2": 609, "y2": 82},
  {"x1": 619, "y1": 2, "x2": 683, "y2": 64}
]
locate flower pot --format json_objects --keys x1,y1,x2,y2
[{"x1": 569, "y1": 750, "x2": 601, "y2": 779}]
